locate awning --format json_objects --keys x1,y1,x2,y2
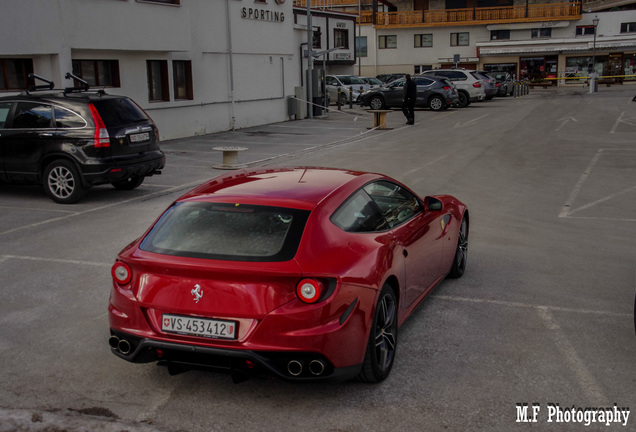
[{"x1": 479, "y1": 40, "x2": 636, "y2": 56}]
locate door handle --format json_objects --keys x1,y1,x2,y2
[{"x1": 40, "y1": 133, "x2": 53, "y2": 137}]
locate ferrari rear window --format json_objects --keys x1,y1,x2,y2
[{"x1": 139, "y1": 202, "x2": 310, "y2": 262}]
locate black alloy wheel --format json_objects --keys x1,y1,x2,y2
[
  {"x1": 358, "y1": 284, "x2": 398, "y2": 383},
  {"x1": 43, "y1": 160, "x2": 86, "y2": 204},
  {"x1": 457, "y1": 91, "x2": 469, "y2": 108},
  {"x1": 448, "y1": 215, "x2": 468, "y2": 278}
]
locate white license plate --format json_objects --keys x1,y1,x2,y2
[
  {"x1": 129, "y1": 132, "x2": 150, "y2": 143},
  {"x1": 162, "y1": 314, "x2": 237, "y2": 340}
]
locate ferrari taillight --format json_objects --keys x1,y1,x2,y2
[
  {"x1": 296, "y1": 278, "x2": 324, "y2": 304},
  {"x1": 112, "y1": 262, "x2": 132, "y2": 286}
]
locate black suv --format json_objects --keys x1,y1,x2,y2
[{"x1": 0, "y1": 74, "x2": 165, "y2": 203}]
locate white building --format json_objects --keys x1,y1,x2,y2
[
  {"x1": 353, "y1": 3, "x2": 636, "y2": 83},
  {"x1": 0, "y1": 0, "x2": 356, "y2": 140}
]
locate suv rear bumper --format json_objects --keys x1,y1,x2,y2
[{"x1": 81, "y1": 151, "x2": 166, "y2": 186}]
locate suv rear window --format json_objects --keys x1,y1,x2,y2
[
  {"x1": 140, "y1": 202, "x2": 310, "y2": 262},
  {"x1": 91, "y1": 98, "x2": 148, "y2": 127}
]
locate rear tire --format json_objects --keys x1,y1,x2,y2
[
  {"x1": 457, "y1": 91, "x2": 469, "y2": 108},
  {"x1": 357, "y1": 284, "x2": 398, "y2": 383},
  {"x1": 112, "y1": 175, "x2": 144, "y2": 191},
  {"x1": 43, "y1": 160, "x2": 86, "y2": 204}
]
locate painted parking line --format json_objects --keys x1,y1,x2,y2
[
  {"x1": 560, "y1": 148, "x2": 636, "y2": 221},
  {"x1": 431, "y1": 294, "x2": 631, "y2": 318},
  {"x1": 537, "y1": 307, "x2": 607, "y2": 403},
  {"x1": 0, "y1": 179, "x2": 211, "y2": 237},
  {"x1": 0, "y1": 254, "x2": 111, "y2": 268}
]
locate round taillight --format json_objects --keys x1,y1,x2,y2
[
  {"x1": 296, "y1": 279, "x2": 323, "y2": 304},
  {"x1": 112, "y1": 262, "x2": 132, "y2": 285}
]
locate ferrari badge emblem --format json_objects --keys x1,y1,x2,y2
[{"x1": 191, "y1": 284, "x2": 203, "y2": 303}]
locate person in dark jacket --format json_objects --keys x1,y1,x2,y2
[{"x1": 402, "y1": 74, "x2": 417, "y2": 125}]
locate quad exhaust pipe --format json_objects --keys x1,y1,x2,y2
[
  {"x1": 109, "y1": 335, "x2": 132, "y2": 355},
  {"x1": 287, "y1": 359, "x2": 326, "y2": 377},
  {"x1": 287, "y1": 360, "x2": 303, "y2": 376},
  {"x1": 309, "y1": 360, "x2": 325, "y2": 376}
]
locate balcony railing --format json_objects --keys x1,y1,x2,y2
[{"x1": 294, "y1": 2, "x2": 581, "y2": 27}]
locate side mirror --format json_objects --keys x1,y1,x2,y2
[{"x1": 425, "y1": 197, "x2": 443, "y2": 211}]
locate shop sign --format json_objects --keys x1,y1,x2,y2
[{"x1": 241, "y1": 0, "x2": 285, "y2": 23}]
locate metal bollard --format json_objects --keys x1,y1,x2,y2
[
  {"x1": 337, "y1": 87, "x2": 342, "y2": 110},
  {"x1": 349, "y1": 86, "x2": 353, "y2": 109}
]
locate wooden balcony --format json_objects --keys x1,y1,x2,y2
[
  {"x1": 294, "y1": 2, "x2": 582, "y2": 28},
  {"x1": 364, "y1": 3, "x2": 581, "y2": 27}
]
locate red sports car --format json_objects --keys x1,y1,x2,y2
[{"x1": 108, "y1": 167, "x2": 468, "y2": 383}]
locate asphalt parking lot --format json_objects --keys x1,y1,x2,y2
[{"x1": 1, "y1": 86, "x2": 635, "y2": 432}]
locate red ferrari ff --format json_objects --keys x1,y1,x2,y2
[{"x1": 108, "y1": 167, "x2": 468, "y2": 383}]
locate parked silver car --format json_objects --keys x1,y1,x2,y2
[
  {"x1": 472, "y1": 71, "x2": 497, "y2": 100},
  {"x1": 325, "y1": 75, "x2": 365, "y2": 105},
  {"x1": 491, "y1": 72, "x2": 515, "y2": 96},
  {"x1": 421, "y1": 69, "x2": 486, "y2": 108}
]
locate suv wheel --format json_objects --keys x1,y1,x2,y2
[
  {"x1": 428, "y1": 95, "x2": 444, "y2": 111},
  {"x1": 369, "y1": 96, "x2": 385, "y2": 110},
  {"x1": 112, "y1": 176, "x2": 145, "y2": 191},
  {"x1": 457, "y1": 91, "x2": 469, "y2": 108},
  {"x1": 44, "y1": 160, "x2": 86, "y2": 204}
]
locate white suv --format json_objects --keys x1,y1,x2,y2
[{"x1": 421, "y1": 69, "x2": 486, "y2": 108}]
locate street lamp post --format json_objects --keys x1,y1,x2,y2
[
  {"x1": 592, "y1": 15, "x2": 599, "y2": 74},
  {"x1": 591, "y1": 15, "x2": 600, "y2": 93}
]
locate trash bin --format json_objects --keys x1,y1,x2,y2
[{"x1": 313, "y1": 97, "x2": 323, "y2": 116}]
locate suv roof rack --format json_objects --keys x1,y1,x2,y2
[
  {"x1": 27, "y1": 73, "x2": 55, "y2": 92},
  {"x1": 63, "y1": 72, "x2": 108, "y2": 96},
  {"x1": 64, "y1": 72, "x2": 90, "y2": 93}
]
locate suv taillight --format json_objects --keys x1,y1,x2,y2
[
  {"x1": 89, "y1": 103, "x2": 111, "y2": 148},
  {"x1": 473, "y1": 82, "x2": 482, "y2": 88},
  {"x1": 443, "y1": 86, "x2": 451, "y2": 90}
]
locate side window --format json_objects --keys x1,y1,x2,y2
[
  {"x1": 363, "y1": 181, "x2": 422, "y2": 228},
  {"x1": 414, "y1": 78, "x2": 433, "y2": 86},
  {"x1": 54, "y1": 106, "x2": 87, "y2": 129},
  {"x1": 331, "y1": 189, "x2": 387, "y2": 233},
  {"x1": 0, "y1": 101, "x2": 12, "y2": 128},
  {"x1": 450, "y1": 71, "x2": 467, "y2": 80},
  {"x1": 11, "y1": 102, "x2": 53, "y2": 129}
]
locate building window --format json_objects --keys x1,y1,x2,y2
[
  {"x1": 356, "y1": 36, "x2": 367, "y2": 57},
  {"x1": 379, "y1": 35, "x2": 397, "y2": 49},
  {"x1": 414, "y1": 65, "x2": 433, "y2": 74},
  {"x1": 620, "y1": 22, "x2": 636, "y2": 33},
  {"x1": 414, "y1": 34, "x2": 433, "y2": 48},
  {"x1": 72, "y1": 60, "x2": 120, "y2": 87},
  {"x1": 147, "y1": 60, "x2": 169, "y2": 102},
  {"x1": 313, "y1": 28, "x2": 322, "y2": 49},
  {"x1": 334, "y1": 29, "x2": 349, "y2": 49},
  {"x1": 0, "y1": 58, "x2": 34, "y2": 91},
  {"x1": 576, "y1": 26, "x2": 596, "y2": 36},
  {"x1": 490, "y1": 30, "x2": 510, "y2": 40},
  {"x1": 173, "y1": 60, "x2": 193, "y2": 100},
  {"x1": 450, "y1": 32, "x2": 469, "y2": 46},
  {"x1": 531, "y1": 28, "x2": 552, "y2": 38}
]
